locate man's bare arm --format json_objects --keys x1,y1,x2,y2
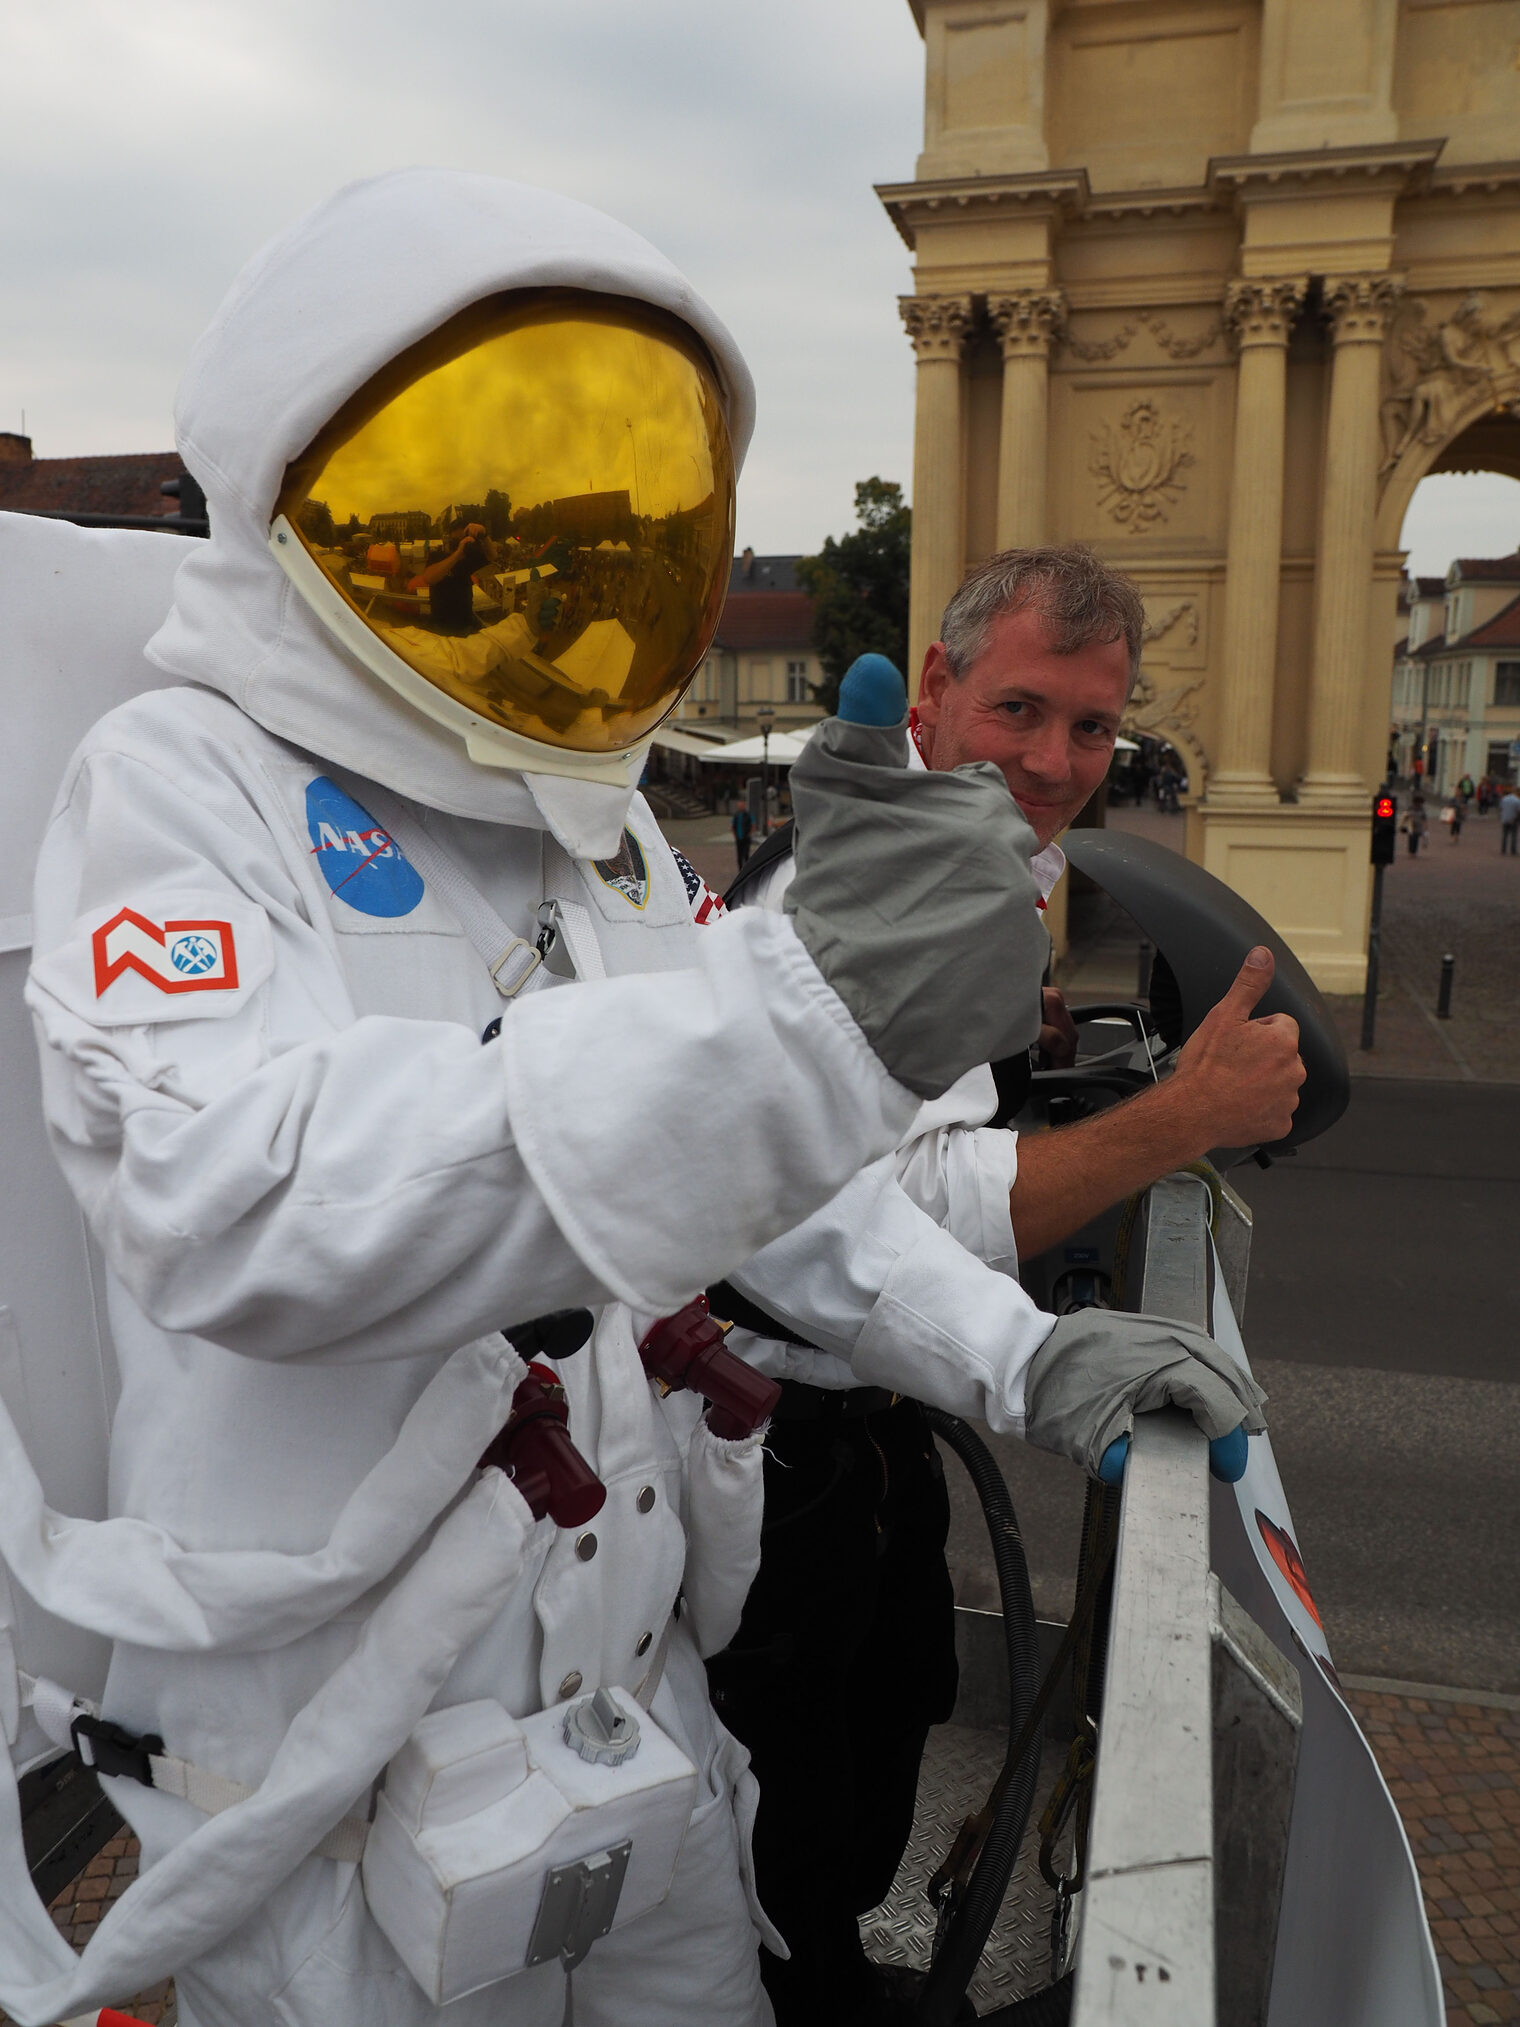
[{"x1": 1009, "y1": 946, "x2": 1305, "y2": 1261}]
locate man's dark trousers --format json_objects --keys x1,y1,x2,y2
[{"x1": 706, "y1": 1396, "x2": 958, "y2": 2026}]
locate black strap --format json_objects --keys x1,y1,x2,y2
[
  {"x1": 723, "y1": 819, "x2": 795, "y2": 909},
  {"x1": 707, "y1": 1278, "x2": 816, "y2": 1348}
]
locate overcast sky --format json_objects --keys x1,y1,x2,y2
[{"x1": 2, "y1": 0, "x2": 1513, "y2": 571}]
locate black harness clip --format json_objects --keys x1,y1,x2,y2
[{"x1": 71, "y1": 1712, "x2": 165, "y2": 1786}]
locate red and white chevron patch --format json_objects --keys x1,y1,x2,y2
[{"x1": 91, "y1": 908, "x2": 241, "y2": 998}]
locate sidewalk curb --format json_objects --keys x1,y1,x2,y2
[{"x1": 1340, "y1": 1671, "x2": 1520, "y2": 1712}]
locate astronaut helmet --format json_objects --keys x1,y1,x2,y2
[
  {"x1": 270, "y1": 287, "x2": 735, "y2": 786},
  {"x1": 150, "y1": 172, "x2": 754, "y2": 825}
]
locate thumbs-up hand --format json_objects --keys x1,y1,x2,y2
[{"x1": 1168, "y1": 946, "x2": 1306, "y2": 1149}]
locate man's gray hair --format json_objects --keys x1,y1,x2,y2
[{"x1": 940, "y1": 546, "x2": 1146, "y2": 693}]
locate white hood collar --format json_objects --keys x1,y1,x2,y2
[{"x1": 145, "y1": 169, "x2": 754, "y2": 842}]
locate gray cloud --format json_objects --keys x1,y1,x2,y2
[
  {"x1": 0, "y1": 0, "x2": 924, "y2": 551},
  {"x1": 8, "y1": 4, "x2": 1514, "y2": 567}
]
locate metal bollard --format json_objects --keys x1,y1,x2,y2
[{"x1": 1437, "y1": 953, "x2": 1455, "y2": 1019}]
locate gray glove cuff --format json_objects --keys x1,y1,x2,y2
[
  {"x1": 784, "y1": 713, "x2": 1047, "y2": 1098},
  {"x1": 1023, "y1": 1310, "x2": 1267, "y2": 1477}
]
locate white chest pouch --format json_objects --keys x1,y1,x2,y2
[{"x1": 362, "y1": 1688, "x2": 698, "y2": 2005}]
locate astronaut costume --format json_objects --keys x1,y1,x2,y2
[{"x1": 0, "y1": 170, "x2": 1062, "y2": 2027}]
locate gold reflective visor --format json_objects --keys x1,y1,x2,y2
[{"x1": 274, "y1": 291, "x2": 735, "y2": 761}]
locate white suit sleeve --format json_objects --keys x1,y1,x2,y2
[
  {"x1": 892, "y1": 1072, "x2": 1022, "y2": 1280},
  {"x1": 726, "y1": 1159, "x2": 1055, "y2": 1431},
  {"x1": 27, "y1": 742, "x2": 919, "y2": 1362}
]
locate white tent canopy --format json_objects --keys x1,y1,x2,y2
[{"x1": 695, "y1": 729, "x2": 814, "y2": 766}]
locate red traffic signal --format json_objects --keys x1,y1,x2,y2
[{"x1": 1371, "y1": 791, "x2": 1398, "y2": 865}]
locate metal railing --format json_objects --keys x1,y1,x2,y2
[{"x1": 1071, "y1": 1174, "x2": 1303, "y2": 2027}]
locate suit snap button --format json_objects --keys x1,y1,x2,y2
[
  {"x1": 558, "y1": 1670, "x2": 582, "y2": 1699},
  {"x1": 637, "y1": 1486, "x2": 656, "y2": 1514},
  {"x1": 576, "y1": 1532, "x2": 598, "y2": 1561},
  {"x1": 635, "y1": 1631, "x2": 653, "y2": 1657}
]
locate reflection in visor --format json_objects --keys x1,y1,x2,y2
[{"x1": 275, "y1": 292, "x2": 735, "y2": 756}]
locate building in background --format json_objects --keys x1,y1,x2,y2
[
  {"x1": 882, "y1": 0, "x2": 1520, "y2": 988},
  {"x1": 1393, "y1": 556, "x2": 1520, "y2": 791},
  {"x1": 0, "y1": 434, "x2": 187, "y2": 523},
  {"x1": 675, "y1": 548, "x2": 825, "y2": 737}
]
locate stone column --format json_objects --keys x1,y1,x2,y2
[
  {"x1": 988, "y1": 290, "x2": 1065, "y2": 551},
  {"x1": 901, "y1": 293, "x2": 973, "y2": 684},
  {"x1": 1207, "y1": 277, "x2": 1306, "y2": 804},
  {"x1": 1301, "y1": 275, "x2": 1403, "y2": 806}
]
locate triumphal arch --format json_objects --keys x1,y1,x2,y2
[{"x1": 881, "y1": 0, "x2": 1520, "y2": 989}]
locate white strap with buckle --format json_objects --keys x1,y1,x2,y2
[{"x1": 353, "y1": 781, "x2": 604, "y2": 999}]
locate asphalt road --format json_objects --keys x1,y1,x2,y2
[{"x1": 943, "y1": 1076, "x2": 1520, "y2": 1693}]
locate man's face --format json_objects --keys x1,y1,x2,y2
[{"x1": 915, "y1": 603, "x2": 1131, "y2": 848}]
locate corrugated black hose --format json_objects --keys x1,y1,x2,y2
[{"x1": 916, "y1": 1407, "x2": 1046, "y2": 2026}]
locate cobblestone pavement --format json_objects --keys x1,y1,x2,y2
[
  {"x1": 1346, "y1": 1683, "x2": 1520, "y2": 2027},
  {"x1": 0, "y1": 1826, "x2": 177, "y2": 2024}
]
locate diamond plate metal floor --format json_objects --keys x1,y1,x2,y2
[{"x1": 858, "y1": 1724, "x2": 1072, "y2": 2016}]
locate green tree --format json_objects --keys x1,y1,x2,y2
[{"x1": 796, "y1": 478, "x2": 912, "y2": 713}]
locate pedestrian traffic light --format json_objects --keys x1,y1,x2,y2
[{"x1": 1371, "y1": 791, "x2": 1397, "y2": 865}]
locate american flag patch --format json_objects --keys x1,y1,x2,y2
[{"x1": 668, "y1": 845, "x2": 726, "y2": 925}]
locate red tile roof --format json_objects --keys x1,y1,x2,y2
[
  {"x1": 1450, "y1": 555, "x2": 1520, "y2": 583},
  {"x1": 1464, "y1": 592, "x2": 1520, "y2": 649},
  {"x1": 1413, "y1": 577, "x2": 1445, "y2": 598},
  {"x1": 0, "y1": 449, "x2": 186, "y2": 520},
  {"x1": 713, "y1": 589, "x2": 814, "y2": 652}
]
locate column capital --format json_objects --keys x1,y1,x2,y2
[
  {"x1": 1323, "y1": 274, "x2": 1405, "y2": 345},
  {"x1": 988, "y1": 289, "x2": 1067, "y2": 360},
  {"x1": 1224, "y1": 276, "x2": 1308, "y2": 349},
  {"x1": 899, "y1": 293, "x2": 974, "y2": 362}
]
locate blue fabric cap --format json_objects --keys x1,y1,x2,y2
[{"x1": 837, "y1": 654, "x2": 907, "y2": 727}]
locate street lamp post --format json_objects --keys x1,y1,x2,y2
[{"x1": 756, "y1": 703, "x2": 774, "y2": 834}]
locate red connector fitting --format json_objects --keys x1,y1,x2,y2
[
  {"x1": 638, "y1": 1297, "x2": 781, "y2": 1440},
  {"x1": 479, "y1": 1365, "x2": 606, "y2": 1527}
]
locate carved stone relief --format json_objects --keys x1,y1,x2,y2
[
  {"x1": 1090, "y1": 399, "x2": 1196, "y2": 528},
  {"x1": 1064, "y1": 308, "x2": 1225, "y2": 364},
  {"x1": 1379, "y1": 291, "x2": 1520, "y2": 474},
  {"x1": 1123, "y1": 666, "x2": 1208, "y2": 772},
  {"x1": 1141, "y1": 598, "x2": 1200, "y2": 648}
]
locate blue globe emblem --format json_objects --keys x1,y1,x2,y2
[{"x1": 169, "y1": 933, "x2": 220, "y2": 977}]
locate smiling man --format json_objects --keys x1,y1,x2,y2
[
  {"x1": 915, "y1": 548, "x2": 1305, "y2": 1258},
  {"x1": 707, "y1": 546, "x2": 1302, "y2": 2027}
]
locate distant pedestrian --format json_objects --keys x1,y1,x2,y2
[
  {"x1": 1402, "y1": 801, "x2": 1428, "y2": 857},
  {"x1": 1501, "y1": 787, "x2": 1520, "y2": 856},
  {"x1": 731, "y1": 801, "x2": 755, "y2": 871},
  {"x1": 1440, "y1": 801, "x2": 1463, "y2": 843},
  {"x1": 1457, "y1": 773, "x2": 1475, "y2": 809}
]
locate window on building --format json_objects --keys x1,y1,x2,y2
[
  {"x1": 747, "y1": 659, "x2": 772, "y2": 702},
  {"x1": 1488, "y1": 742, "x2": 1515, "y2": 779},
  {"x1": 785, "y1": 658, "x2": 810, "y2": 704},
  {"x1": 1495, "y1": 662, "x2": 1520, "y2": 707}
]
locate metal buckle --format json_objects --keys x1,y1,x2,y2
[
  {"x1": 488, "y1": 936, "x2": 543, "y2": 1000},
  {"x1": 71, "y1": 1713, "x2": 164, "y2": 1786},
  {"x1": 526, "y1": 1841, "x2": 632, "y2": 1968}
]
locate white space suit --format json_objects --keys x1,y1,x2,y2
[{"x1": 2, "y1": 172, "x2": 1026, "y2": 2027}]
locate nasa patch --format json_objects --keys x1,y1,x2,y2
[
  {"x1": 591, "y1": 829, "x2": 650, "y2": 910},
  {"x1": 306, "y1": 777, "x2": 425, "y2": 918}
]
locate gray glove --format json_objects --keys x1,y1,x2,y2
[
  {"x1": 784, "y1": 714, "x2": 1047, "y2": 1098},
  {"x1": 1023, "y1": 1310, "x2": 1267, "y2": 1476}
]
